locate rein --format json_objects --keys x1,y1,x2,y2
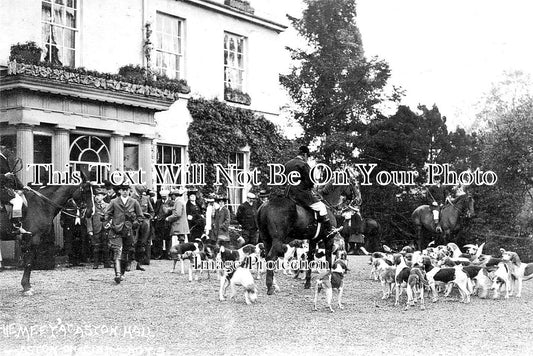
[{"x1": 25, "y1": 186, "x2": 89, "y2": 218}]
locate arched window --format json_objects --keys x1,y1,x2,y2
[{"x1": 70, "y1": 135, "x2": 110, "y2": 181}]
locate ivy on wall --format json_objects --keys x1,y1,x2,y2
[{"x1": 187, "y1": 98, "x2": 295, "y2": 193}]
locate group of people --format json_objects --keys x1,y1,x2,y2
[{"x1": 80, "y1": 180, "x2": 271, "y2": 284}]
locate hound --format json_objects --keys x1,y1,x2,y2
[{"x1": 501, "y1": 251, "x2": 533, "y2": 297}]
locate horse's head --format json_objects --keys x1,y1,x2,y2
[
  {"x1": 71, "y1": 181, "x2": 95, "y2": 219},
  {"x1": 454, "y1": 193, "x2": 474, "y2": 218}
]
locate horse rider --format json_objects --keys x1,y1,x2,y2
[
  {"x1": 284, "y1": 145, "x2": 338, "y2": 238},
  {"x1": 0, "y1": 172, "x2": 30, "y2": 235},
  {"x1": 427, "y1": 179, "x2": 447, "y2": 233}
]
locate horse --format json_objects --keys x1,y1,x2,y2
[
  {"x1": 411, "y1": 194, "x2": 474, "y2": 250},
  {"x1": 257, "y1": 181, "x2": 360, "y2": 295},
  {"x1": 340, "y1": 215, "x2": 382, "y2": 254},
  {"x1": 1, "y1": 148, "x2": 94, "y2": 295}
]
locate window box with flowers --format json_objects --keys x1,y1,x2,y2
[
  {"x1": 9, "y1": 41, "x2": 42, "y2": 65},
  {"x1": 224, "y1": 87, "x2": 251, "y2": 106},
  {"x1": 224, "y1": 0, "x2": 254, "y2": 14}
]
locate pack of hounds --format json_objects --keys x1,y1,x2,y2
[
  {"x1": 367, "y1": 242, "x2": 533, "y2": 310},
  {"x1": 168, "y1": 236, "x2": 349, "y2": 311}
]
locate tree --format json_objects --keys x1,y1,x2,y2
[{"x1": 280, "y1": 0, "x2": 397, "y2": 164}]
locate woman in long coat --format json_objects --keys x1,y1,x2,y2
[{"x1": 166, "y1": 187, "x2": 190, "y2": 243}]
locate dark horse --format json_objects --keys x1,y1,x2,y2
[
  {"x1": 257, "y1": 181, "x2": 360, "y2": 295},
  {"x1": 1, "y1": 149, "x2": 94, "y2": 295},
  {"x1": 320, "y1": 181, "x2": 381, "y2": 254},
  {"x1": 411, "y1": 194, "x2": 474, "y2": 250}
]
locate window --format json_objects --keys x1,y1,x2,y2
[
  {"x1": 156, "y1": 144, "x2": 184, "y2": 188},
  {"x1": 224, "y1": 32, "x2": 245, "y2": 91},
  {"x1": 34, "y1": 135, "x2": 52, "y2": 184},
  {"x1": 155, "y1": 12, "x2": 184, "y2": 80},
  {"x1": 41, "y1": 0, "x2": 78, "y2": 67},
  {"x1": 226, "y1": 152, "x2": 246, "y2": 213},
  {"x1": 69, "y1": 135, "x2": 110, "y2": 181},
  {"x1": 124, "y1": 144, "x2": 139, "y2": 171}
]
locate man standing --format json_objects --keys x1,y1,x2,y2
[
  {"x1": 60, "y1": 198, "x2": 84, "y2": 267},
  {"x1": 211, "y1": 195, "x2": 230, "y2": 245},
  {"x1": 131, "y1": 185, "x2": 154, "y2": 270},
  {"x1": 236, "y1": 192, "x2": 258, "y2": 245},
  {"x1": 104, "y1": 183, "x2": 143, "y2": 284},
  {"x1": 102, "y1": 180, "x2": 117, "y2": 204},
  {"x1": 285, "y1": 146, "x2": 337, "y2": 237},
  {"x1": 153, "y1": 189, "x2": 173, "y2": 259},
  {"x1": 166, "y1": 187, "x2": 189, "y2": 246},
  {"x1": 86, "y1": 188, "x2": 111, "y2": 269}
]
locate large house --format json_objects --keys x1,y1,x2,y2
[{"x1": 0, "y1": 0, "x2": 287, "y2": 250}]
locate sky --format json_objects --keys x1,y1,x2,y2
[{"x1": 279, "y1": 0, "x2": 533, "y2": 131}]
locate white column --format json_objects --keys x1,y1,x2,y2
[
  {"x1": 53, "y1": 128, "x2": 70, "y2": 172},
  {"x1": 139, "y1": 137, "x2": 153, "y2": 189},
  {"x1": 110, "y1": 134, "x2": 124, "y2": 172},
  {"x1": 16, "y1": 124, "x2": 34, "y2": 185},
  {"x1": 52, "y1": 128, "x2": 70, "y2": 248}
]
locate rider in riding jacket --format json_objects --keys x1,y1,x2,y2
[
  {"x1": 284, "y1": 145, "x2": 338, "y2": 238},
  {"x1": 0, "y1": 171, "x2": 30, "y2": 235}
]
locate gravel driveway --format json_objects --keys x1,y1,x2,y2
[{"x1": 1, "y1": 256, "x2": 532, "y2": 355}]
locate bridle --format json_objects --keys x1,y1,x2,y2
[{"x1": 25, "y1": 183, "x2": 93, "y2": 218}]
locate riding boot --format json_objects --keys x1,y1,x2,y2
[
  {"x1": 103, "y1": 244, "x2": 112, "y2": 268},
  {"x1": 120, "y1": 260, "x2": 127, "y2": 281},
  {"x1": 113, "y1": 260, "x2": 121, "y2": 284},
  {"x1": 318, "y1": 215, "x2": 339, "y2": 238}
]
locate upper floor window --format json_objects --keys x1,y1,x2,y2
[
  {"x1": 41, "y1": 0, "x2": 78, "y2": 67},
  {"x1": 224, "y1": 32, "x2": 246, "y2": 92},
  {"x1": 155, "y1": 12, "x2": 184, "y2": 80}
]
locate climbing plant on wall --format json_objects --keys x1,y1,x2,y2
[{"x1": 187, "y1": 98, "x2": 295, "y2": 193}]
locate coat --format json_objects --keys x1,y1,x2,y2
[
  {"x1": 104, "y1": 196, "x2": 143, "y2": 234},
  {"x1": 86, "y1": 201, "x2": 108, "y2": 235},
  {"x1": 167, "y1": 198, "x2": 190, "y2": 235},
  {"x1": 212, "y1": 206, "x2": 230, "y2": 238},
  {"x1": 284, "y1": 155, "x2": 318, "y2": 206},
  {"x1": 236, "y1": 201, "x2": 257, "y2": 231}
]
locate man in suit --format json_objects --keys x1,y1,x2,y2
[
  {"x1": 153, "y1": 189, "x2": 173, "y2": 259},
  {"x1": 86, "y1": 188, "x2": 111, "y2": 269},
  {"x1": 131, "y1": 185, "x2": 154, "y2": 270},
  {"x1": 60, "y1": 198, "x2": 85, "y2": 267},
  {"x1": 285, "y1": 145, "x2": 337, "y2": 237},
  {"x1": 103, "y1": 183, "x2": 143, "y2": 284},
  {"x1": 236, "y1": 192, "x2": 258, "y2": 245}
]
